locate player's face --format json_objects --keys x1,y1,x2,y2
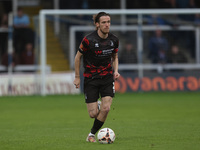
[{"x1": 97, "y1": 16, "x2": 110, "y2": 34}]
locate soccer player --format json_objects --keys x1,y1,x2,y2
[{"x1": 73, "y1": 12, "x2": 120, "y2": 142}]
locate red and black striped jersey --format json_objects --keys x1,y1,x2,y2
[{"x1": 79, "y1": 31, "x2": 119, "y2": 78}]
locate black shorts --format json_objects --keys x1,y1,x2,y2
[{"x1": 84, "y1": 75, "x2": 115, "y2": 103}]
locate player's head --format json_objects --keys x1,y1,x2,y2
[{"x1": 93, "y1": 12, "x2": 111, "y2": 34}]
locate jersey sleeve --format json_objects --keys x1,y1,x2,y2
[
  {"x1": 79, "y1": 37, "x2": 90, "y2": 54},
  {"x1": 113, "y1": 38, "x2": 119, "y2": 53}
]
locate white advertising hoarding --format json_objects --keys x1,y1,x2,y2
[{"x1": 0, "y1": 72, "x2": 80, "y2": 96}]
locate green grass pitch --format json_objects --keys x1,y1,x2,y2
[{"x1": 0, "y1": 92, "x2": 200, "y2": 150}]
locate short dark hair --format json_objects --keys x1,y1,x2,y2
[{"x1": 93, "y1": 12, "x2": 110, "y2": 24}]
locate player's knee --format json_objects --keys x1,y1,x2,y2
[
  {"x1": 101, "y1": 105, "x2": 110, "y2": 114},
  {"x1": 89, "y1": 111, "x2": 98, "y2": 118}
]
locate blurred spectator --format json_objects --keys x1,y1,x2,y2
[
  {"x1": 119, "y1": 42, "x2": 137, "y2": 64},
  {"x1": 171, "y1": 0, "x2": 196, "y2": 21},
  {"x1": 82, "y1": 0, "x2": 89, "y2": 9},
  {"x1": 167, "y1": 45, "x2": 188, "y2": 63},
  {"x1": 13, "y1": 7, "x2": 34, "y2": 55},
  {"x1": 1, "y1": 51, "x2": 19, "y2": 67},
  {"x1": 13, "y1": 7, "x2": 30, "y2": 30},
  {"x1": 0, "y1": 13, "x2": 8, "y2": 28},
  {"x1": 171, "y1": 0, "x2": 196, "y2": 8},
  {"x1": 20, "y1": 43, "x2": 34, "y2": 65},
  {"x1": 0, "y1": 13, "x2": 8, "y2": 59},
  {"x1": 194, "y1": 14, "x2": 200, "y2": 25},
  {"x1": 167, "y1": 45, "x2": 188, "y2": 72},
  {"x1": 145, "y1": 14, "x2": 173, "y2": 25},
  {"x1": 148, "y1": 29, "x2": 169, "y2": 64}
]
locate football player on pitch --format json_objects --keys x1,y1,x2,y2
[{"x1": 73, "y1": 12, "x2": 120, "y2": 142}]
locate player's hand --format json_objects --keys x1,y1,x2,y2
[
  {"x1": 113, "y1": 71, "x2": 120, "y2": 81},
  {"x1": 73, "y1": 77, "x2": 80, "y2": 88}
]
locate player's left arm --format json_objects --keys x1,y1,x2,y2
[{"x1": 112, "y1": 53, "x2": 120, "y2": 80}]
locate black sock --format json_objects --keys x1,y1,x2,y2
[{"x1": 91, "y1": 118, "x2": 104, "y2": 134}]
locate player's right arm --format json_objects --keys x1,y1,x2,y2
[
  {"x1": 74, "y1": 36, "x2": 89, "y2": 88},
  {"x1": 73, "y1": 51, "x2": 82, "y2": 89}
]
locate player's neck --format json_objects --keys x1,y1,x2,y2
[{"x1": 97, "y1": 29, "x2": 108, "y2": 39}]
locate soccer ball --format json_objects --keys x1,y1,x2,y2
[{"x1": 97, "y1": 128, "x2": 115, "y2": 144}]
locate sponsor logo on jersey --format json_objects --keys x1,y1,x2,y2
[
  {"x1": 95, "y1": 48, "x2": 114, "y2": 56},
  {"x1": 95, "y1": 43, "x2": 99, "y2": 47},
  {"x1": 102, "y1": 48, "x2": 114, "y2": 55},
  {"x1": 95, "y1": 50, "x2": 102, "y2": 55}
]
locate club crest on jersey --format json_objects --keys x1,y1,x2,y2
[
  {"x1": 110, "y1": 40, "x2": 114, "y2": 46},
  {"x1": 95, "y1": 43, "x2": 99, "y2": 47}
]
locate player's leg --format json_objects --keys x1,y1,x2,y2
[
  {"x1": 87, "y1": 97, "x2": 113, "y2": 142},
  {"x1": 84, "y1": 78, "x2": 100, "y2": 118},
  {"x1": 97, "y1": 75, "x2": 115, "y2": 122},
  {"x1": 97, "y1": 96, "x2": 112, "y2": 122},
  {"x1": 86, "y1": 102, "x2": 99, "y2": 118},
  {"x1": 86, "y1": 102, "x2": 103, "y2": 142},
  {"x1": 88, "y1": 76, "x2": 115, "y2": 142},
  {"x1": 89, "y1": 97, "x2": 112, "y2": 143},
  {"x1": 86, "y1": 103, "x2": 101, "y2": 142},
  {"x1": 84, "y1": 78, "x2": 101, "y2": 142}
]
